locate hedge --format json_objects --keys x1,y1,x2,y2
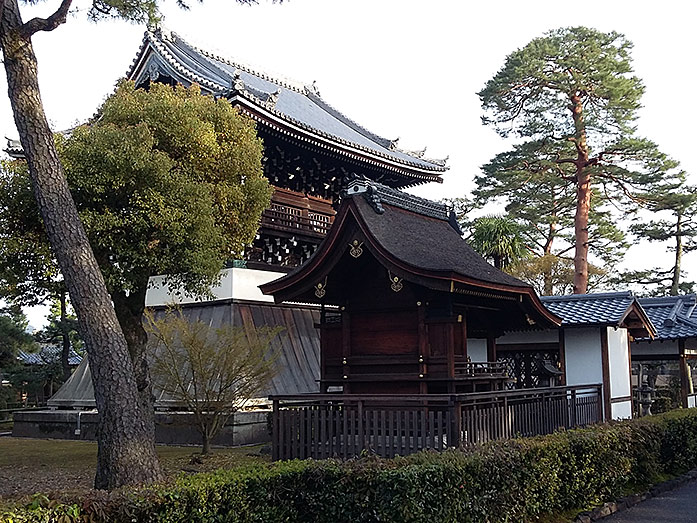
[{"x1": 3, "y1": 408, "x2": 697, "y2": 523}]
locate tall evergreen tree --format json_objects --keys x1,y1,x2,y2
[
  {"x1": 474, "y1": 139, "x2": 627, "y2": 294},
  {"x1": 479, "y1": 27, "x2": 681, "y2": 293},
  {"x1": 0, "y1": 0, "x2": 272, "y2": 489},
  {"x1": 619, "y1": 180, "x2": 697, "y2": 296}
]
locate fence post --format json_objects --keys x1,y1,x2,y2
[
  {"x1": 450, "y1": 396, "x2": 462, "y2": 448},
  {"x1": 596, "y1": 385, "x2": 604, "y2": 422},
  {"x1": 272, "y1": 398, "x2": 279, "y2": 461},
  {"x1": 570, "y1": 388, "x2": 577, "y2": 428},
  {"x1": 358, "y1": 400, "x2": 365, "y2": 452}
]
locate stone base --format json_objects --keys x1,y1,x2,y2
[{"x1": 12, "y1": 409, "x2": 270, "y2": 447}]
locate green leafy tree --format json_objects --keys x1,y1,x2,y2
[
  {"x1": 479, "y1": 26, "x2": 681, "y2": 294},
  {"x1": 617, "y1": 181, "x2": 697, "y2": 296},
  {"x1": 0, "y1": 305, "x2": 37, "y2": 368},
  {"x1": 3, "y1": 80, "x2": 272, "y2": 461},
  {"x1": 1, "y1": 0, "x2": 274, "y2": 488},
  {"x1": 146, "y1": 309, "x2": 280, "y2": 454},
  {"x1": 509, "y1": 254, "x2": 607, "y2": 296},
  {"x1": 468, "y1": 215, "x2": 530, "y2": 270},
  {"x1": 474, "y1": 139, "x2": 628, "y2": 294},
  {"x1": 34, "y1": 294, "x2": 83, "y2": 381}
]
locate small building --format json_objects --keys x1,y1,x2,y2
[
  {"x1": 261, "y1": 180, "x2": 562, "y2": 395},
  {"x1": 632, "y1": 294, "x2": 697, "y2": 410},
  {"x1": 261, "y1": 180, "x2": 605, "y2": 460},
  {"x1": 469, "y1": 292, "x2": 655, "y2": 420}
]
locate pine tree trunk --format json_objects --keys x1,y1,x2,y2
[
  {"x1": 0, "y1": 0, "x2": 162, "y2": 489},
  {"x1": 671, "y1": 212, "x2": 683, "y2": 296},
  {"x1": 111, "y1": 283, "x2": 158, "y2": 441},
  {"x1": 59, "y1": 288, "x2": 71, "y2": 382},
  {"x1": 570, "y1": 94, "x2": 591, "y2": 294}
]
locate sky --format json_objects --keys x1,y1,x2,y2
[{"x1": 1, "y1": 0, "x2": 696, "y2": 327}]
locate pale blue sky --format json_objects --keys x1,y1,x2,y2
[{"x1": 1, "y1": 0, "x2": 695, "y2": 326}]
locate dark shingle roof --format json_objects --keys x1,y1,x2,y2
[
  {"x1": 637, "y1": 294, "x2": 697, "y2": 340},
  {"x1": 127, "y1": 30, "x2": 448, "y2": 179},
  {"x1": 541, "y1": 291, "x2": 638, "y2": 326},
  {"x1": 48, "y1": 301, "x2": 320, "y2": 408},
  {"x1": 348, "y1": 181, "x2": 530, "y2": 289},
  {"x1": 17, "y1": 345, "x2": 82, "y2": 366}
]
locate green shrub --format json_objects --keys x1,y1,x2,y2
[{"x1": 3, "y1": 409, "x2": 697, "y2": 522}]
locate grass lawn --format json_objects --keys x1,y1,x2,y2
[{"x1": 0, "y1": 436, "x2": 269, "y2": 500}]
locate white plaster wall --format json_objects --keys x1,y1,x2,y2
[
  {"x1": 145, "y1": 268, "x2": 284, "y2": 306},
  {"x1": 611, "y1": 401, "x2": 632, "y2": 420},
  {"x1": 564, "y1": 328, "x2": 603, "y2": 387},
  {"x1": 631, "y1": 339, "x2": 679, "y2": 357},
  {"x1": 497, "y1": 330, "x2": 559, "y2": 344},
  {"x1": 468, "y1": 339, "x2": 487, "y2": 362},
  {"x1": 607, "y1": 327, "x2": 631, "y2": 400}
]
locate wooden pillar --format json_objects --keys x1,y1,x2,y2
[
  {"x1": 680, "y1": 339, "x2": 689, "y2": 408},
  {"x1": 342, "y1": 307, "x2": 351, "y2": 394},
  {"x1": 487, "y1": 336, "x2": 496, "y2": 362},
  {"x1": 417, "y1": 303, "x2": 428, "y2": 394},
  {"x1": 600, "y1": 327, "x2": 611, "y2": 421},
  {"x1": 558, "y1": 328, "x2": 567, "y2": 386},
  {"x1": 446, "y1": 323, "x2": 455, "y2": 394},
  {"x1": 461, "y1": 313, "x2": 468, "y2": 359}
]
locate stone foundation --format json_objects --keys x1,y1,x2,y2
[{"x1": 12, "y1": 409, "x2": 270, "y2": 447}]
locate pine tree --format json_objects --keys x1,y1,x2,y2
[{"x1": 479, "y1": 27, "x2": 681, "y2": 293}]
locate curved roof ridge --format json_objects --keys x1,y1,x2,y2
[
  {"x1": 143, "y1": 30, "x2": 227, "y2": 92},
  {"x1": 173, "y1": 32, "x2": 308, "y2": 94},
  {"x1": 303, "y1": 90, "x2": 393, "y2": 150},
  {"x1": 541, "y1": 291, "x2": 634, "y2": 302},
  {"x1": 126, "y1": 28, "x2": 448, "y2": 176}
]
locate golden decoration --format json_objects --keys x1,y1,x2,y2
[
  {"x1": 314, "y1": 277, "x2": 327, "y2": 299},
  {"x1": 388, "y1": 270, "x2": 403, "y2": 292},
  {"x1": 349, "y1": 239, "x2": 364, "y2": 258}
]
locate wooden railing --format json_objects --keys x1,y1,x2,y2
[
  {"x1": 260, "y1": 192, "x2": 334, "y2": 238},
  {"x1": 455, "y1": 361, "x2": 507, "y2": 377},
  {"x1": 270, "y1": 384, "x2": 603, "y2": 460}
]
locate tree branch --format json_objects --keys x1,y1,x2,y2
[{"x1": 19, "y1": 0, "x2": 72, "y2": 38}]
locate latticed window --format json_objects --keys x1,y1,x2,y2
[{"x1": 497, "y1": 350, "x2": 560, "y2": 389}]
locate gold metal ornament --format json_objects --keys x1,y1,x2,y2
[
  {"x1": 349, "y1": 239, "x2": 364, "y2": 258},
  {"x1": 388, "y1": 271, "x2": 403, "y2": 292},
  {"x1": 314, "y1": 277, "x2": 327, "y2": 299}
]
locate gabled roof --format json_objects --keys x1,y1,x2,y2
[
  {"x1": 126, "y1": 29, "x2": 448, "y2": 185},
  {"x1": 17, "y1": 345, "x2": 82, "y2": 366},
  {"x1": 261, "y1": 180, "x2": 561, "y2": 329},
  {"x1": 48, "y1": 301, "x2": 320, "y2": 408},
  {"x1": 541, "y1": 291, "x2": 655, "y2": 338},
  {"x1": 637, "y1": 294, "x2": 697, "y2": 340}
]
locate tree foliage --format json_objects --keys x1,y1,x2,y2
[
  {"x1": 146, "y1": 309, "x2": 280, "y2": 454},
  {"x1": 1, "y1": 0, "x2": 275, "y2": 489},
  {"x1": 615, "y1": 179, "x2": 697, "y2": 296},
  {"x1": 468, "y1": 215, "x2": 530, "y2": 270},
  {"x1": 479, "y1": 26, "x2": 681, "y2": 293},
  {"x1": 0, "y1": 305, "x2": 37, "y2": 368},
  {"x1": 59, "y1": 81, "x2": 271, "y2": 298}
]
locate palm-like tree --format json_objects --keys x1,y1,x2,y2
[{"x1": 469, "y1": 216, "x2": 529, "y2": 270}]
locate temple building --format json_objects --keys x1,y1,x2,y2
[
  {"x1": 127, "y1": 28, "x2": 448, "y2": 269},
  {"x1": 261, "y1": 179, "x2": 562, "y2": 395}
]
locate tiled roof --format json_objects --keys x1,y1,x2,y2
[
  {"x1": 541, "y1": 291, "x2": 639, "y2": 326},
  {"x1": 126, "y1": 29, "x2": 448, "y2": 179},
  {"x1": 637, "y1": 294, "x2": 697, "y2": 340},
  {"x1": 17, "y1": 345, "x2": 82, "y2": 366},
  {"x1": 48, "y1": 301, "x2": 320, "y2": 408}
]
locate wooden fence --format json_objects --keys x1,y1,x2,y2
[{"x1": 271, "y1": 385, "x2": 603, "y2": 460}]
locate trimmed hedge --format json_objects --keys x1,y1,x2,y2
[{"x1": 4, "y1": 409, "x2": 697, "y2": 522}]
